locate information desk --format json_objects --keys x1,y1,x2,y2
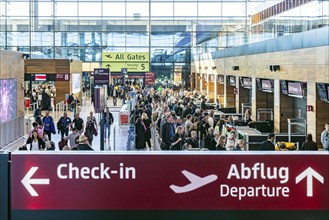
[{"x1": 9, "y1": 152, "x2": 329, "y2": 220}]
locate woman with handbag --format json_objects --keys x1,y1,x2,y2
[{"x1": 85, "y1": 111, "x2": 98, "y2": 145}]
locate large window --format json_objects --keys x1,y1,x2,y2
[{"x1": 2, "y1": 0, "x2": 277, "y2": 78}]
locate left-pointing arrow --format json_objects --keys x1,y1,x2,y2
[{"x1": 21, "y1": 167, "x2": 50, "y2": 197}]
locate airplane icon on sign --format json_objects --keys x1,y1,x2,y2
[
  {"x1": 105, "y1": 54, "x2": 112, "y2": 59},
  {"x1": 170, "y1": 170, "x2": 218, "y2": 193}
]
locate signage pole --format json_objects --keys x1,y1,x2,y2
[
  {"x1": 100, "y1": 112, "x2": 104, "y2": 151},
  {"x1": 0, "y1": 152, "x2": 9, "y2": 220}
]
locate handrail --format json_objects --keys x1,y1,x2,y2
[
  {"x1": 54, "y1": 101, "x2": 65, "y2": 118},
  {"x1": 287, "y1": 118, "x2": 307, "y2": 143},
  {"x1": 257, "y1": 108, "x2": 273, "y2": 121}
]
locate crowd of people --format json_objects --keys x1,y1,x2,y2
[
  {"x1": 129, "y1": 86, "x2": 250, "y2": 151},
  {"x1": 22, "y1": 106, "x2": 109, "y2": 151},
  {"x1": 26, "y1": 83, "x2": 56, "y2": 111},
  {"x1": 22, "y1": 82, "x2": 329, "y2": 152},
  {"x1": 130, "y1": 86, "x2": 328, "y2": 152}
]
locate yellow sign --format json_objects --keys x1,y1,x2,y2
[
  {"x1": 102, "y1": 52, "x2": 149, "y2": 62},
  {"x1": 102, "y1": 62, "x2": 149, "y2": 72},
  {"x1": 102, "y1": 52, "x2": 149, "y2": 72}
]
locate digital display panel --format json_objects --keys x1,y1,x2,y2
[
  {"x1": 217, "y1": 75, "x2": 224, "y2": 84},
  {"x1": 287, "y1": 82, "x2": 303, "y2": 96},
  {"x1": 316, "y1": 83, "x2": 328, "y2": 102},
  {"x1": 0, "y1": 79, "x2": 17, "y2": 123},
  {"x1": 228, "y1": 76, "x2": 236, "y2": 85},
  {"x1": 261, "y1": 79, "x2": 272, "y2": 91},
  {"x1": 241, "y1": 77, "x2": 252, "y2": 89}
]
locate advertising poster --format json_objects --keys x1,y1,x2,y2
[
  {"x1": 71, "y1": 74, "x2": 81, "y2": 94},
  {"x1": 0, "y1": 79, "x2": 17, "y2": 123}
]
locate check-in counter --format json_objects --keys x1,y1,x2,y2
[
  {"x1": 213, "y1": 111, "x2": 243, "y2": 121},
  {"x1": 236, "y1": 126, "x2": 306, "y2": 151}
]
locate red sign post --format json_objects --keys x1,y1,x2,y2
[{"x1": 11, "y1": 153, "x2": 329, "y2": 211}]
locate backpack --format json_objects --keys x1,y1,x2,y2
[{"x1": 57, "y1": 117, "x2": 64, "y2": 131}]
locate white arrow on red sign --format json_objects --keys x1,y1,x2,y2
[
  {"x1": 295, "y1": 167, "x2": 324, "y2": 197},
  {"x1": 21, "y1": 167, "x2": 50, "y2": 197}
]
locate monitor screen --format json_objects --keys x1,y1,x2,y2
[
  {"x1": 241, "y1": 77, "x2": 252, "y2": 89},
  {"x1": 261, "y1": 79, "x2": 272, "y2": 92},
  {"x1": 317, "y1": 83, "x2": 328, "y2": 102},
  {"x1": 228, "y1": 76, "x2": 235, "y2": 85},
  {"x1": 209, "y1": 74, "x2": 215, "y2": 82},
  {"x1": 218, "y1": 75, "x2": 224, "y2": 84},
  {"x1": 0, "y1": 79, "x2": 17, "y2": 123},
  {"x1": 287, "y1": 82, "x2": 303, "y2": 96},
  {"x1": 280, "y1": 80, "x2": 288, "y2": 95}
]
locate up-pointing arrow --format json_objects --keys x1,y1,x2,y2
[
  {"x1": 21, "y1": 167, "x2": 50, "y2": 197},
  {"x1": 295, "y1": 167, "x2": 324, "y2": 197}
]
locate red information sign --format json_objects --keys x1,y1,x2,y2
[
  {"x1": 11, "y1": 153, "x2": 329, "y2": 211},
  {"x1": 56, "y1": 73, "x2": 70, "y2": 81},
  {"x1": 145, "y1": 72, "x2": 155, "y2": 86}
]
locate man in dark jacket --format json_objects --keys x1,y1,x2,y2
[
  {"x1": 161, "y1": 114, "x2": 174, "y2": 150},
  {"x1": 204, "y1": 127, "x2": 214, "y2": 149},
  {"x1": 57, "y1": 112, "x2": 72, "y2": 140},
  {"x1": 260, "y1": 133, "x2": 275, "y2": 151}
]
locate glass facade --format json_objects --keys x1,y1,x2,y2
[
  {"x1": 1, "y1": 0, "x2": 327, "y2": 78},
  {"x1": 0, "y1": 0, "x2": 258, "y2": 79}
]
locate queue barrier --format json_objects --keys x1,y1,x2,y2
[{"x1": 0, "y1": 151, "x2": 328, "y2": 220}]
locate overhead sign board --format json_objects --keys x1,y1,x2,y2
[
  {"x1": 102, "y1": 52, "x2": 149, "y2": 72},
  {"x1": 94, "y1": 68, "x2": 110, "y2": 86},
  {"x1": 11, "y1": 153, "x2": 329, "y2": 212},
  {"x1": 102, "y1": 62, "x2": 149, "y2": 72},
  {"x1": 102, "y1": 52, "x2": 149, "y2": 62}
]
